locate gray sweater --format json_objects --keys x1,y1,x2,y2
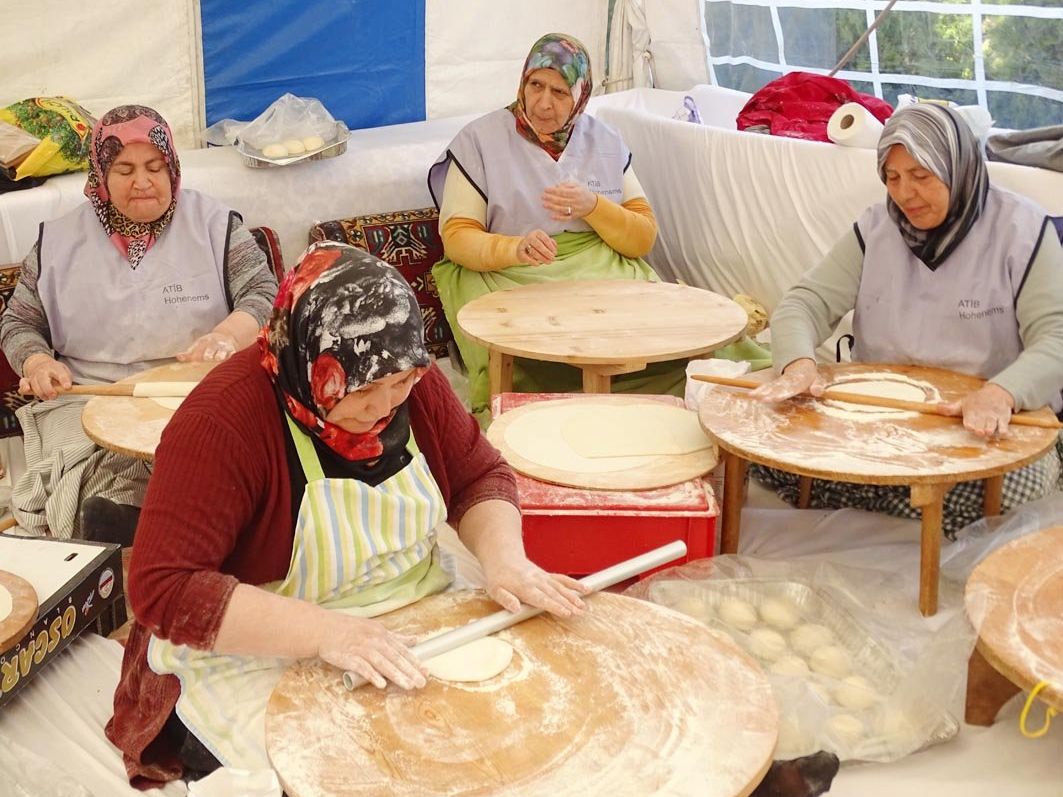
[{"x1": 770, "y1": 224, "x2": 1063, "y2": 411}]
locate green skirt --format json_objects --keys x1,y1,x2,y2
[{"x1": 432, "y1": 231, "x2": 687, "y2": 415}]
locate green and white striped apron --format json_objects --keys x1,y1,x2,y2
[{"x1": 147, "y1": 417, "x2": 452, "y2": 770}]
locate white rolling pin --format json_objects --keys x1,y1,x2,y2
[{"x1": 342, "y1": 540, "x2": 688, "y2": 690}]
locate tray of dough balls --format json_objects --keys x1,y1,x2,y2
[
  {"x1": 646, "y1": 577, "x2": 959, "y2": 762},
  {"x1": 237, "y1": 121, "x2": 351, "y2": 168}
]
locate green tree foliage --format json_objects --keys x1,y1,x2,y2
[{"x1": 704, "y1": 0, "x2": 1062, "y2": 128}]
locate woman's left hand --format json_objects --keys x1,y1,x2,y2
[
  {"x1": 938, "y1": 382, "x2": 1015, "y2": 439},
  {"x1": 177, "y1": 331, "x2": 238, "y2": 362},
  {"x1": 483, "y1": 554, "x2": 589, "y2": 618},
  {"x1": 541, "y1": 181, "x2": 597, "y2": 222}
]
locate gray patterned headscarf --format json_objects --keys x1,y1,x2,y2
[{"x1": 876, "y1": 104, "x2": 989, "y2": 271}]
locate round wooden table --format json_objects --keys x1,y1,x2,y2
[
  {"x1": 266, "y1": 590, "x2": 778, "y2": 797},
  {"x1": 697, "y1": 363, "x2": 1059, "y2": 616},
  {"x1": 456, "y1": 280, "x2": 748, "y2": 397},
  {"x1": 964, "y1": 526, "x2": 1063, "y2": 726},
  {"x1": 80, "y1": 361, "x2": 217, "y2": 460}
]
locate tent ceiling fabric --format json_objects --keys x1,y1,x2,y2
[{"x1": 0, "y1": 0, "x2": 204, "y2": 148}]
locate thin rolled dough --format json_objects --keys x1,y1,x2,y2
[
  {"x1": 820, "y1": 375, "x2": 938, "y2": 421},
  {"x1": 132, "y1": 381, "x2": 197, "y2": 398},
  {"x1": 423, "y1": 637, "x2": 514, "y2": 682},
  {"x1": 503, "y1": 409, "x2": 649, "y2": 474},
  {"x1": 150, "y1": 397, "x2": 185, "y2": 410},
  {"x1": 561, "y1": 404, "x2": 712, "y2": 458},
  {"x1": 0, "y1": 584, "x2": 10, "y2": 624}
]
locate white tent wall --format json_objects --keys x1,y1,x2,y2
[
  {"x1": 0, "y1": 0, "x2": 204, "y2": 148},
  {"x1": 0, "y1": 1, "x2": 613, "y2": 146},
  {"x1": 424, "y1": 0, "x2": 610, "y2": 119}
]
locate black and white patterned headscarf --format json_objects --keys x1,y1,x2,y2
[
  {"x1": 260, "y1": 241, "x2": 430, "y2": 462},
  {"x1": 876, "y1": 104, "x2": 989, "y2": 271}
]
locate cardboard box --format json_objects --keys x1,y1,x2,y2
[{"x1": 0, "y1": 537, "x2": 123, "y2": 709}]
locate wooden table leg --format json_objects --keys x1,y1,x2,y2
[
  {"x1": 797, "y1": 476, "x2": 813, "y2": 509},
  {"x1": 582, "y1": 368, "x2": 613, "y2": 394},
  {"x1": 983, "y1": 474, "x2": 1004, "y2": 518},
  {"x1": 487, "y1": 349, "x2": 514, "y2": 398},
  {"x1": 910, "y1": 482, "x2": 947, "y2": 617},
  {"x1": 721, "y1": 452, "x2": 748, "y2": 555},
  {"x1": 965, "y1": 645, "x2": 1021, "y2": 726}
]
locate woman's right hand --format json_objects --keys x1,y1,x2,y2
[
  {"x1": 749, "y1": 358, "x2": 827, "y2": 403},
  {"x1": 317, "y1": 612, "x2": 428, "y2": 690},
  {"x1": 19, "y1": 354, "x2": 73, "y2": 401},
  {"x1": 516, "y1": 229, "x2": 557, "y2": 265}
]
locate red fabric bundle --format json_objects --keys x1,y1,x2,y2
[{"x1": 736, "y1": 71, "x2": 894, "y2": 142}]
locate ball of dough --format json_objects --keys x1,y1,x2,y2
[
  {"x1": 874, "y1": 707, "x2": 916, "y2": 741},
  {"x1": 718, "y1": 598, "x2": 758, "y2": 631},
  {"x1": 825, "y1": 713, "x2": 865, "y2": 746},
  {"x1": 834, "y1": 675, "x2": 879, "y2": 710},
  {"x1": 759, "y1": 598, "x2": 800, "y2": 631},
  {"x1": 769, "y1": 654, "x2": 810, "y2": 677},
  {"x1": 747, "y1": 628, "x2": 788, "y2": 661},
  {"x1": 809, "y1": 645, "x2": 852, "y2": 678},
  {"x1": 283, "y1": 138, "x2": 306, "y2": 155},
  {"x1": 672, "y1": 595, "x2": 713, "y2": 624},
  {"x1": 261, "y1": 143, "x2": 288, "y2": 159},
  {"x1": 424, "y1": 637, "x2": 513, "y2": 682},
  {"x1": 302, "y1": 135, "x2": 325, "y2": 151},
  {"x1": 790, "y1": 623, "x2": 834, "y2": 655}
]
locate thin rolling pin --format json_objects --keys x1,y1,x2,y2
[
  {"x1": 342, "y1": 540, "x2": 688, "y2": 690},
  {"x1": 692, "y1": 374, "x2": 1062, "y2": 430},
  {"x1": 60, "y1": 382, "x2": 197, "y2": 398}
]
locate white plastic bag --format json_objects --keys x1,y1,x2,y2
[{"x1": 205, "y1": 93, "x2": 340, "y2": 157}]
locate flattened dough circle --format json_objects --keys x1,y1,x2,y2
[{"x1": 424, "y1": 637, "x2": 514, "y2": 682}]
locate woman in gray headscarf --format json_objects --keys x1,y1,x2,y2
[{"x1": 749, "y1": 103, "x2": 1063, "y2": 534}]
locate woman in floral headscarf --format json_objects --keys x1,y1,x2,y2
[
  {"x1": 750, "y1": 103, "x2": 1063, "y2": 535},
  {"x1": 429, "y1": 33, "x2": 683, "y2": 416},
  {"x1": 0, "y1": 104, "x2": 277, "y2": 539},
  {"x1": 107, "y1": 241, "x2": 586, "y2": 786}
]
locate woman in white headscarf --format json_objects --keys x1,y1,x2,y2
[{"x1": 751, "y1": 103, "x2": 1063, "y2": 534}]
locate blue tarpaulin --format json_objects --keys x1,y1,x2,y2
[{"x1": 201, "y1": 0, "x2": 426, "y2": 129}]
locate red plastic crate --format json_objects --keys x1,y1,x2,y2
[{"x1": 491, "y1": 392, "x2": 719, "y2": 578}]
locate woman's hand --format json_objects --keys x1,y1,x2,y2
[
  {"x1": 749, "y1": 358, "x2": 828, "y2": 403},
  {"x1": 177, "y1": 331, "x2": 238, "y2": 362},
  {"x1": 541, "y1": 181, "x2": 597, "y2": 221},
  {"x1": 938, "y1": 383, "x2": 1015, "y2": 439},
  {"x1": 482, "y1": 553, "x2": 588, "y2": 618},
  {"x1": 516, "y1": 229, "x2": 558, "y2": 265},
  {"x1": 19, "y1": 353, "x2": 73, "y2": 400},
  {"x1": 317, "y1": 612, "x2": 428, "y2": 690}
]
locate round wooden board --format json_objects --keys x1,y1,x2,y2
[
  {"x1": 0, "y1": 569, "x2": 38, "y2": 654},
  {"x1": 698, "y1": 363, "x2": 1058, "y2": 485},
  {"x1": 81, "y1": 361, "x2": 218, "y2": 460},
  {"x1": 457, "y1": 280, "x2": 749, "y2": 366},
  {"x1": 965, "y1": 525, "x2": 1063, "y2": 710},
  {"x1": 486, "y1": 396, "x2": 718, "y2": 490},
  {"x1": 266, "y1": 591, "x2": 777, "y2": 797}
]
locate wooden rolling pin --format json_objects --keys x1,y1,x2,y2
[
  {"x1": 60, "y1": 381, "x2": 198, "y2": 398},
  {"x1": 342, "y1": 540, "x2": 688, "y2": 690},
  {"x1": 692, "y1": 373, "x2": 1063, "y2": 430}
]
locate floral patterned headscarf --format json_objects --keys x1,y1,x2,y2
[
  {"x1": 259, "y1": 241, "x2": 431, "y2": 462},
  {"x1": 508, "y1": 33, "x2": 593, "y2": 160},
  {"x1": 84, "y1": 105, "x2": 180, "y2": 268}
]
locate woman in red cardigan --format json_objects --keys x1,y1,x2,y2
[{"x1": 107, "y1": 241, "x2": 587, "y2": 786}]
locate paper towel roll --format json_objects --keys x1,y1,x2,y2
[{"x1": 828, "y1": 103, "x2": 884, "y2": 149}]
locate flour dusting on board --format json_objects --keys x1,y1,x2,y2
[{"x1": 266, "y1": 592, "x2": 777, "y2": 796}]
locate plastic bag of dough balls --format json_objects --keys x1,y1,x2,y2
[{"x1": 236, "y1": 92, "x2": 337, "y2": 156}]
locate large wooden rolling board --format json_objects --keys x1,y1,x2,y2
[
  {"x1": 266, "y1": 591, "x2": 778, "y2": 797},
  {"x1": 81, "y1": 361, "x2": 217, "y2": 460},
  {"x1": 965, "y1": 525, "x2": 1063, "y2": 724}
]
